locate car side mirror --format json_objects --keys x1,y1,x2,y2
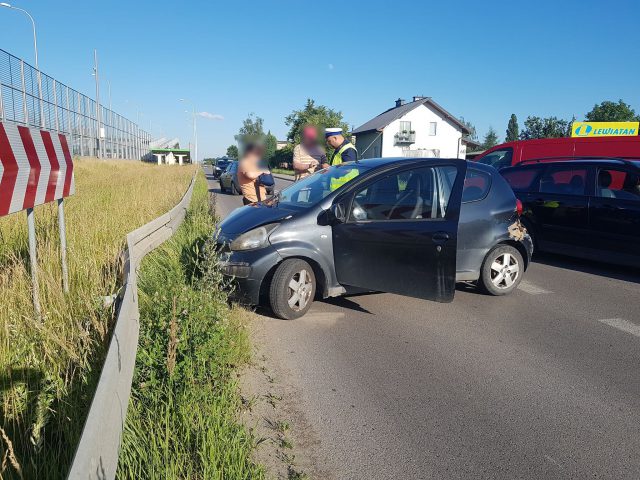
[
  {"x1": 330, "y1": 203, "x2": 346, "y2": 223},
  {"x1": 318, "y1": 203, "x2": 347, "y2": 226}
]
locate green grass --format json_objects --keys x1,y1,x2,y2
[
  {"x1": 117, "y1": 174, "x2": 264, "y2": 479},
  {"x1": 0, "y1": 159, "x2": 195, "y2": 479},
  {"x1": 271, "y1": 168, "x2": 295, "y2": 176}
]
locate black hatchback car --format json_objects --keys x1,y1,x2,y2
[
  {"x1": 500, "y1": 158, "x2": 640, "y2": 267},
  {"x1": 216, "y1": 158, "x2": 533, "y2": 319}
]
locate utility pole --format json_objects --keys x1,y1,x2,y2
[{"x1": 93, "y1": 49, "x2": 102, "y2": 158}]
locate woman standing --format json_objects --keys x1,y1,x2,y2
[{"x1": 238, "y1": 143, "x2": 270, "y2": 205}]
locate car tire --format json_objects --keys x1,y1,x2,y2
[
  {"x1": 219, "y1": 182, "x2": 226, "y2": 193},
  {"x1": 269, "y1": 259, "x2": 316, "y2": 320},
  {"x1": 478, "y1": 245, "x2": 524, "y2": 296},
  {"x1": 232, "y1": 181, "x2": 241, "y2": 196}
]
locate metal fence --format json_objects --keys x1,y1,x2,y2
[{"x1": 0, "y1": 48, "x2": 150, "y2": 159}]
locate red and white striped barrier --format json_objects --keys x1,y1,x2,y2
[{"x1": 0, "y1": 122, "x2": 75, "y2": 217}]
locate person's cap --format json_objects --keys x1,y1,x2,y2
[{"x1": 325, "y1": 127, "x2": 342, "y2": 138}]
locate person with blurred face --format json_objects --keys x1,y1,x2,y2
[
  {"x1": 238, "y1": 143, "x2": 270, "y2": 205},
  {"x1": 292, "y1": 125, "x2": 327, "y2": 181},
  {"x1": 323, "y1": 127, "x2": 357, "y2": 168}
]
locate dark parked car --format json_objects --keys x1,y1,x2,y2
[
  {"x1": 212, "y1": 158, "x2": 231, "y2": 178},
  {"x1": 216, "y1": 158, "x2": 533, "y2": 319},
  {"x1": 219, "y1": 161, "x2": 240, "y2": 194},
  {"x1": 219, "y1": 161, "x2": 275, "y2": 197},
  {"x1": 500, "y1": 158, "x2": 640, "y2": 267}
]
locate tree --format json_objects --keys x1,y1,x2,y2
[
  {"x1": 506, "y1": 114, "x2": 519, "y2": 142},
  {"x1": 225, "y1": 145, "x2": 238, "y2": 158},
  {"x1": 284, "y1": 99, "x2": 349, "y2": 145},
  {"x1": 235, "y1": 113, "x2": 265, "y2": 145},
  {"x1": 482, "y1": 127, "x2": 499, "y2": 150},
  {"x1": 585, "y1": 100, "x2": 640, "y2": 122},
  {"x1": 270, "y1": 144, "x2": 294, "y2": 169},
  {"x1": 263, "y1": 130, "x2": 278, "y2": 166},
  {"x1": 459, "y1": 116, "x2": 477, "y2": 142},
  {"x1": 519, "y1": 116, "x2": 570, "y2": 140}
]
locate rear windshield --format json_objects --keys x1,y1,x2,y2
[{"x1": 476, "y1": 148, "x2": 513, "y2": 170}]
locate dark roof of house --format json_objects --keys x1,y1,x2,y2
[
  {"x1": 462, "y1": 137, "x2": 482, "y2": 148},
  {"x1": 352, "y1": 97, "x2": 471, "y2": 135}
]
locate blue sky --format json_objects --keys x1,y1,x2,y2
[{"x1": 1, "y1": 0, "x2": 638, "y2": 158}]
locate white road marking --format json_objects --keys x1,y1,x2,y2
[
  {"x1": 598, "y1": 318, "x2": 640, "y2": 338},
  {"x1": 517, "y1": 280, "x2": 551, "y2": 295}
]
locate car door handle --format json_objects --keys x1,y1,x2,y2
[{"x1": 432, "y1": 232, "x2": 450, "y2": 243}]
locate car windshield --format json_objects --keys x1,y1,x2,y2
[
  {"x1": 266, "y1": 163, "x2": 372, "y2": 209},
  {"x1": 217, "y1": 160, "x2": 229, "y2": 169}
]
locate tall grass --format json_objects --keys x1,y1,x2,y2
[
  {"x1": 0, "y1": 159, "x2": 194, "y2": 479},
  {"x1": 117, "y1": 175, "x2": 264, "y2": 479}
]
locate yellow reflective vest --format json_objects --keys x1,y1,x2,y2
[
  {"x1": 331, "y1": 142, "x2": 356, "y2": 166},
  {"x1": 329, "y1": 168, "x2": 360, "y2": 191}
]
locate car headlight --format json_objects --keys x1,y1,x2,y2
[{"x1": 229, "y1": 223, "x2": 279, "y2": 251}]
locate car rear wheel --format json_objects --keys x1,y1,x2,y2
[
  {"x1": 478, "y1": 245, "x2": 523, "y2": 296},
  {"x1": 231, "y1": 181, "x2": 241, "y2": 196},
  {"x1": 219, "y1": 181, "x2": 226, "y2": 193},
  {"x1": 269, "y1": 259, "x2": 316, "y2": 320}
]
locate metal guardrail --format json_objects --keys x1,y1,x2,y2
[{"x1": 67, "y1": 175, "x2": 196, "y2": 480}]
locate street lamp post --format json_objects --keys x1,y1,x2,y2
[
  {"x1": 93, "y1": 49, "x2": 103, "y2": 158},
  {"x1": 0, "y1": 3, "x2": 44, "y2": 128},
  {"x1": 0, "y1": 3, "x2": 69, "y2": 311},
  {"x1": 179, "y1": 98, "x2": 198, "y2": 163}
]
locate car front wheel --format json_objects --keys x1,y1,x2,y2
[
  {"x1": 478, "y1": 245, "x2": 523, "y2": 296},
  {"x1": 269, "y1": 259, "x2": 316, "y2": 320}
]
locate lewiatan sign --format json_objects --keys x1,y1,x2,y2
[{"x1": 571, "y1": 121, "x2": 639, "y2": 138}]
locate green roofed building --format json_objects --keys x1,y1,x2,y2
[{"x1": 147, "y1": 138, "x2": 192, "y2": 165}]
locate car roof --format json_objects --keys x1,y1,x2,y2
[
  {"x1": 342, "y1": 157, "x2": 477, "y2": 170},
  {"x1": 501, "y1": 158, "x2": 640, "y2": 172}
]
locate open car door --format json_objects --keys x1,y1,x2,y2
[{"x1": 331, "y1": 160, "x2": 466, "y2": 302}]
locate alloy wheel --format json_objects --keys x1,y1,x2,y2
[
  {"x1": 490, "y1": 253, "x2": 520, "y2": 289},
  {"x1": 287, "y1": 269, "x2": 313, "y2": 311}
]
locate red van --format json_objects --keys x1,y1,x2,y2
[{"x1": 474, "y1": 136, "x2": 640, "y2": 170}]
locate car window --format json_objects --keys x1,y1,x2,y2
[
  {"x1": 597, "y1": 168, "x2": 640, "y2": 200},
  {"x1": 539, "y1": 166, "x2": 587, "y2": 195},
  {"x1": 501, "y1": 168, "x2": 539, "y2": 192},
  {"x1": 476, "y1": 148, "x2": 513, "y2": 170},
  {"x1": 349, "y1": 166, "x2": 458, "y2": 221},
  {"x1": 462, "y1": 169, "x2": 491, "y2": 202},
  {"x1": 266, "y1": 164, "x2": 371, "y2": 209}
]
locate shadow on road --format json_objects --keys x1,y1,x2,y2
[
  {"x1": 321, "y1": 294, "x2": 375, "y2": 314},
  {"x1": 532, "y1": 252, "x2": 640, "y2": 284}
]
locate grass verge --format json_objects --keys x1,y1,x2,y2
[
  {"x1": 117, "y1": 174, "x2": 264, "y2": 479},
  {"x1": 0, "y1": 159, "x2": 194, "y2": 479},
  {"x1": 270, "y1": 168, "x2": 295, "y2": 176}
]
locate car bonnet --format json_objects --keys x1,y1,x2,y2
[{"x1": 218, "y1": 202, "x2": 297, "y2": 237}]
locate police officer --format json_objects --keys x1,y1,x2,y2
[{"x1": 323, "y1": 127, "x2": 357, "y2": 167}]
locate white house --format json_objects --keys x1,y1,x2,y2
[{"x1": 353, "y1": 96, "x2": 473, "y2": 159}]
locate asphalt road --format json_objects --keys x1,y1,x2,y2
[{"x1": 205, "y1": 167, "x2": 640, "y2": 479}]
